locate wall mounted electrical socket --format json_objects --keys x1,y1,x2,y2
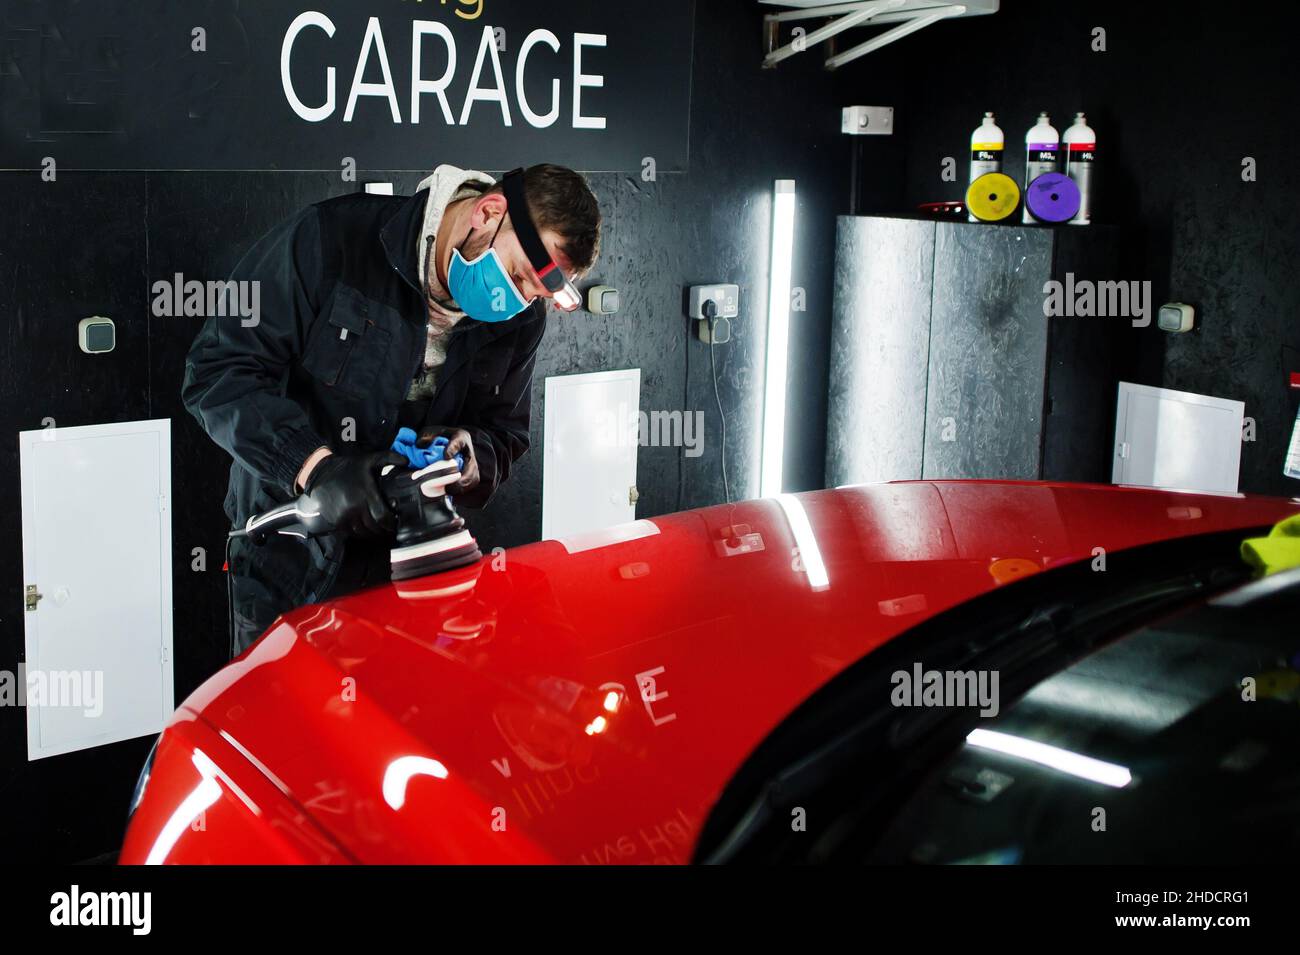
[{"x1": 688, "y1": 284, "x2": 739, "y2": 320}]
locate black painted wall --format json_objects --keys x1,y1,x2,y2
[
  {"x1": 835, "y1": 0, "x2": 1300, "y2": 497},
  {"x1": 0, "y1": 0, "x2": 843, "y2": 862},
  {"x1": 7, "y1": 0, "x2": 1295, "y2": 866}
]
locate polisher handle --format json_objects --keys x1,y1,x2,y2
[
  {"x1": 377, "y1": 460, "x2": 462, "y2": 502},
  {"x1": 242, "y1": 497, "x2": 332, "y2": 545}
]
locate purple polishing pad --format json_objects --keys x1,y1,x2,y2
[{"x1": 1025, "y1": 172, "x2": 1081, "y2": 223}]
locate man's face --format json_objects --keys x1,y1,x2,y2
[{"x1": 461, "y1": 193, "x2": 576, "y2": 307}]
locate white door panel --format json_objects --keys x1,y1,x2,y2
[
  {"x1": 543, "y1": 370, "x2": 640, "y2": 540},
  {"x1": 1112, "y1": 382, "x2": 1244, "y2": 494},
  {"x1": 20, "y1": 420, "x2": 174, "y2": 760}
]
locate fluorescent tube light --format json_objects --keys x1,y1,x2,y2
[{"x1": 761, "y1": 180, "x2": 796, "y2": 498}]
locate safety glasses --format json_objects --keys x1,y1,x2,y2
[{"x1": 501, "y1": 168, "x2": 582, "y2": 312}]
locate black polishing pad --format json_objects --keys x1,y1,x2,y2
[{"x1": 390, "y1": 533, "x2": 483, "y2": 580}]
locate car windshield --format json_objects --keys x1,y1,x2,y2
[
  {"x1": 697, "y1": 531, "x2": 1300, "y2": 864},
  {"x1": 865, "y1": 568, "x2": 1300, "y2": 864}
]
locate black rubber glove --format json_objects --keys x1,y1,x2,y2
[
  {"x1": 417, "y1": 425, "x2": 480, "y2": 496},
  {"x1": 303, "y1": 450, "x2": 407, "y2": 539}
]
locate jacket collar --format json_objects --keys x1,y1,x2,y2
[
  {"x1": 379, "y1": 190, "x2": 427, "y2": 298},
  {"x1": 379, "y1": 190, "x2": 545, "y2": 331}
]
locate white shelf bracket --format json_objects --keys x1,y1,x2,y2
[{"x1": 760, "y1": 1, "x2": 998, "y2": 70}]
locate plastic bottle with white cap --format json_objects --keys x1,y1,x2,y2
[
  {"x1": 968, "y1": 112, "x2": 1003, "y2": 222},
  {"x1": 1022, "y1": 112, "x2": 1060, "y2": 224},
  {"x1": 1063, "y1": 112, "x2": 1096, "y2": 225}
]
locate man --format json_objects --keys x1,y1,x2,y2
[{"x1": 182, "y1": 163, "x2": 601, "y2": 656}]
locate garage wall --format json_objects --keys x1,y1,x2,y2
[
  {"x1": 0, "y1": 0, "x2": 844, "y2": 862},
  {"x1": 836, "y1": 0, "x2": 1300, "y2": 498},
  {"x1": 16, "y1": 0, "x2": 1289, "y2": 867}
]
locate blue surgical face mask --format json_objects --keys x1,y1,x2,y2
[{"x1": 447, "y1": 232, "x2": 531, "y2": 324}]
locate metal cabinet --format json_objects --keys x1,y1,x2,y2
[{"x1": 826, "y1": 215, "x2": 1122, "y2": 487}]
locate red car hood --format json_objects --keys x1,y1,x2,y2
[{"x1": 179, "y1": 481, "x2": 1300, "y2": 863}]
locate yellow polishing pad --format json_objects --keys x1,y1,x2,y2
[{"x1": 966, "y1": 172, "x2": 1021, "y2": 222}]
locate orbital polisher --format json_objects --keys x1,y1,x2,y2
[{"x1": 234, "y1": 457, "x2": 483, "y2": 581}]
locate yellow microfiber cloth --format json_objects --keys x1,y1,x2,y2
[{"x1": 1241, "y1": 513, "x2": 1300, "y2": 576}]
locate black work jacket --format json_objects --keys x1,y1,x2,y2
[{"x1": 181, "y1": 189, "x2": 546, "y2": 602}]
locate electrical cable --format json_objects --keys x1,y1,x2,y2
[
  {"x1": 702, "y1": 304, "x2": 733, "y2": 509},
  {"x1": 224, "y1": 531, "x2": 239, "y2": 659},
  {"x1": 712, "y1": 335, "x2": 733, "y2": 504},
  {"x1": 678, "y1": 319, "x2": 689, "y2": 512}
]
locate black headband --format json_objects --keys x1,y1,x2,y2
[{"x1": 501, "y1": 167, "x2": 561, "y2": 283}]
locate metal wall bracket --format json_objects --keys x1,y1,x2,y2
[{"x1": 760, "y1": 0, "x2": 999, "y2": 71}]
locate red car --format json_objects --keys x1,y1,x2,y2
[{"x1": 120, "y1": 481, "x2": 1300, "y2": 864}]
